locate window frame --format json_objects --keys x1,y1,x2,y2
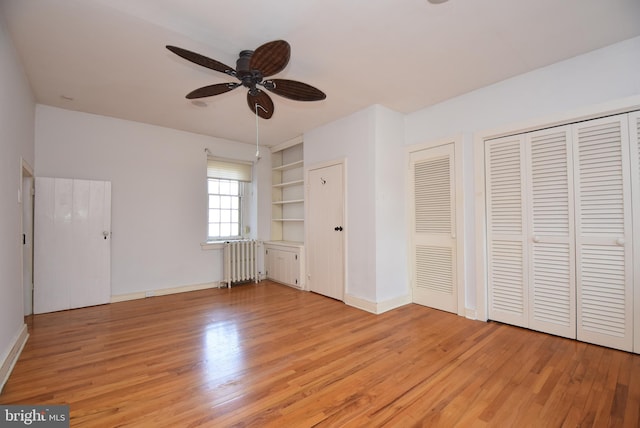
[
  {"x1": 206, "y1": 157, "x2": 253, "y2": 242},
  {"x1": 207, "y1": 177, "x2": 244, "y2": 241}
]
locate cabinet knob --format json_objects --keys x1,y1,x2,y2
[
  {"x1": 334, "y1": 226, "x2": 343, "y2": 231},
  {"x1": 616, "y1": 238, "x2": 625, "y2": 246}
]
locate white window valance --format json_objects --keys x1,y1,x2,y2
[{"x1": 207, "y1": 157, "x2": 252, "y2": 182}]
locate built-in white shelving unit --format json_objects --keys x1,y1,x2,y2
[
  {"x1": 266, "y1": 137, "x2": 305, "y2": 289},
  {"x1": 270, "y1": 138, "x2": 304, "y2": 242}
]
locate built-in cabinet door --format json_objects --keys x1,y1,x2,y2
[
  {"x1": 573, "y1": 114, "x2": 633, "y2": 352},
  {"x1": 410, "y1": 143, "x2": 458, "y2": 314},
  {"x1": 525, "y1": 127, "x2": 576, "y2": 339},
  {"x1": 265, "y1": 248, "x2": 279, "y2": 282},
  {"x1": 266, "y1": 247, "x2": 300, "y2": 287},
  {"x1": 34, "y1": 177, "x2": 111, "y2": 314},
  {"x1": 485, "y1": 135, "x2": 528, "y2": 328}
]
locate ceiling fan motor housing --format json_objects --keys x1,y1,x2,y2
[{"x1": 237, "y1": 50, "x2": 262, "y2": 94}]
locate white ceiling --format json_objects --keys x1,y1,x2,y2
[{"x1": 2, "y1": 0, "x2": 640, "y2": 146}]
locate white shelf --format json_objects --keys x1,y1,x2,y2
[
  {"x1": 273, "y1": 179, "x2": 304, "y2": 189},
  {"x1": 272, "y1": 199, "x2": 304, "y2": 205},
  {"x1": 272, "y1": 160, "x2": 303, "y2": 172}
]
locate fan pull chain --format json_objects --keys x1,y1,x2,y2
[{"x1": 255, "y1": 103, "x2": 267, "y2": 160}]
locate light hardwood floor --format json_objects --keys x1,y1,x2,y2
[{"x1": 1, "y1": 281, "x2": 639, "y2": 427}]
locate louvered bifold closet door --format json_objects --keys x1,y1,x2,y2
[
  {"x1": 525, "y1": 127, "x2": 576, "y2": 338},
  {"x1": 410, "y1": 143, "x2": 457, "y2": 313},
  {"x1": 573, "y1": 114, "x2": 633, "y2": 352},
  {"x1": 485, "y1": 136, "x2": 528, "y2": 327},
  {"x1": 629, "y1": 111, "x2": 640, "y2": 354}
]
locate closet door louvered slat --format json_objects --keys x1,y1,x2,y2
[
  {"x1": 410, "y1": 143, "x2": 457, "y2": 313},
  {"x1": 485, "y1": 136, "x2": 528, "y2": 327},
  {"x1": 525, "y1": 127, "x2": 576, "y2": 338},
  {"x1": 573, "y1": 114, "x2": 633, "y2": 352}
]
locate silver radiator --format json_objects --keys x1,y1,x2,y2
[{"x1": 223, "y1": 240, "x2": 259, "y2": 287}]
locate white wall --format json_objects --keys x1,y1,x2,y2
[
  {"x1": 0, "y1": 12, "x2": 35, "y2": 385},
  {"x1": 373, "y1": 106, "x2": 407, "y2": 303},
  {"x1": 406, "y1": 36, "x2": 640, "y2": 146},
  {"x1": 304, "y1": 105, "x2": 406, "y2": 305},
  {"x1": 405, "y1": 35, "x2": 640, "y2": 314},
  {"x1": 305, "y1": 107, "x2": 377, "y2": 301},
  {"x1": 35, "y1": 105, "x2": 270, "y2": 297}
]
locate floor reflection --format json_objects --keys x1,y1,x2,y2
[{"x1": 203, "y1": 321, "x2": 245, "y2": 386}]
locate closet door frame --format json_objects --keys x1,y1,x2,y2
[
  {"x1": 474, "y1": 96, "x2": 640, "y2": 329},
  {"x1": 406, "y1": 136, "x2": 465, "y2": 317},
  {"x1": 629, "y1": 111, "x2": 640, "y2": 354}
]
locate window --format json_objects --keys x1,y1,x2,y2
[
  {"x1": 208, "y1": 178, "x2": 241, "y2": 238},
  {"x1": 207, "y1": 157, "x2": 252, "y2": 240}
]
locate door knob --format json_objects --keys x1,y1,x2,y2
[
  {"x1": 334, "y1": 226, "x2": 343, "y2": 231},
  {"x1": 616, "y1": 238, "x2": 625, "y2": 246},
  {"x1": 103, "y1": 231, "x2": 110, "y2": 240}
]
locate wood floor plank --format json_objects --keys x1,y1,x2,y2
[{"x1": 1, "y1": 281, "x2": 639, "y2": 427}]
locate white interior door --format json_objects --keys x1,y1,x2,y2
[
  {"x1": 573, "y1": 115, "x2": 633, "y2": 352},
  {"x1": 410, "y1": 143, "x2": 458, "y2": 313},
  {"x1": 484, "y1": 112, "x2": 637, "y2": 352},
  {"x1": 525, "y1": 127, "x2": 576, "y2": 338},
  {"x1": 306, "y1": 162, "x2": 345, "y2": 300},
  {"x1": 485, "y1": 135, "x2": 529, "y2": 327},
  {"x1": 34, "y1": 177, "x2": 111, "y2": 314}
]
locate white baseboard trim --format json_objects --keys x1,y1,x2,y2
[
  {"x1": 111, "y1": 281, "x2": 222, "y2": 303},
  {"x1": 345, "y1": 293, "x2": 411, "y2": 315},
  {"x1": 465, "y1": 308, "x2": 478, "y2": 320},
  {"x1": 0, "y1": 324, "x2": 29, "y2": 393}
]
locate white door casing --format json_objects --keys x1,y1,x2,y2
[
  {"x1": 629, "y1": 111, "x2": 640, "y2": 354},
  {"x1": 409, "y1": 143, "x2": 458, "y2": 313},
  {"x1": 34, "y1": 177, "x2": 111, "y2": 314},
  {"x1": 306, "y1": 161, "x2": 345, "y2": 301},
  {"x1": 21, "y1": 159, "x2": 34, "y2": 316}
]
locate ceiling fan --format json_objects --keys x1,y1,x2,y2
[{"x1": 166, "y1": 40, "x2": 326, "y2": 119}]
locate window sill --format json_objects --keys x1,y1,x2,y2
[{"x1": 200, "y1": 241, "x2": 225, "y2": 250}]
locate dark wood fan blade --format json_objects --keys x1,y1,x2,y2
[
  {"x1": 263, "y1": 79, "x2": 326, "y2": 101},
  {"x1": 250, "y1": 40, "x2": 290, "y2": 77},
  {"x1": 186, "y1": 83, "x2": 240, "y2": 99},
  {"x1": 166, "y1": 45, "x2": 236, "y2": 77},
  {"x1": 247, "y1": 89, "x2": 274, "y2": 119}
]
